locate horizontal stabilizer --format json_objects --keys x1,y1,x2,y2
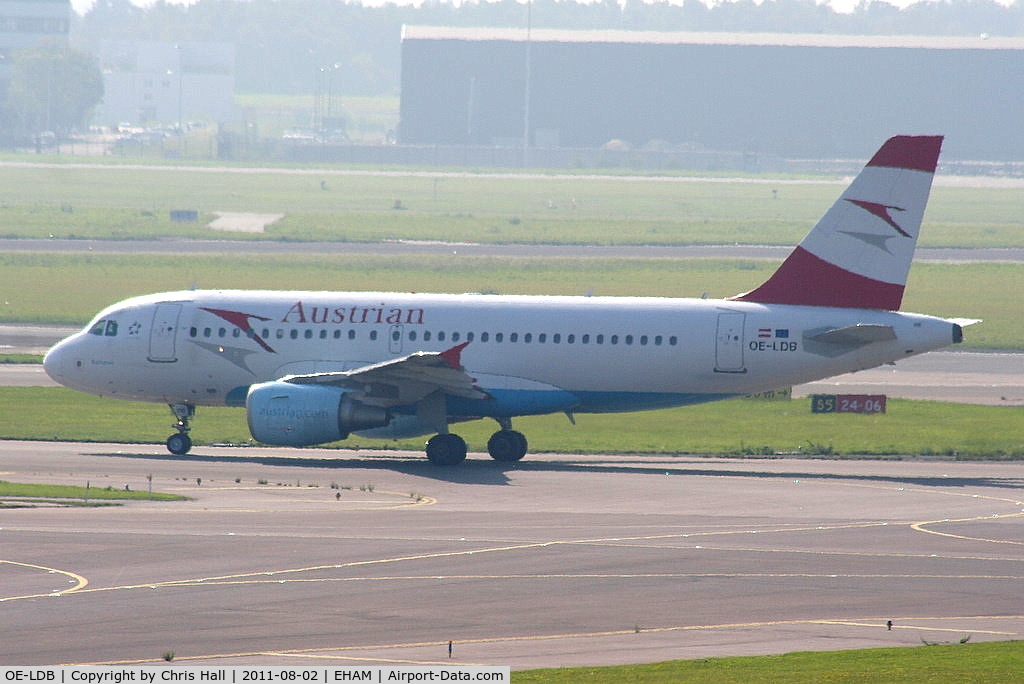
[{"x1": 805, "y1": 324, "x2": 896, "y2": 347}]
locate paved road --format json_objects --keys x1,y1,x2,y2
[{"x1": 1, "y1": 442, "x2": 1021, "y2": 667}]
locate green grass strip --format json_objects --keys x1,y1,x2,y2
[
  {"x1": 3, "y1": 387, "x2": 1023, "y2": 459},
  {"x1": 0, "y1": 480, "x2": 186, "y2": 502},
  {"x1": 0, "y1": 253, "x2": 1012, "y2": 348},
  {"x1": 514, "y1": 641, "x2": 1024, "y2": 683}
]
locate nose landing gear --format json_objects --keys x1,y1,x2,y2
[{"x1": 166, "y1": 403, "x2": 195, "y2": 455}]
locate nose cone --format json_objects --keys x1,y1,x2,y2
[{"x1": 43, "y1": 338, "x2": 68, "y2": 384}]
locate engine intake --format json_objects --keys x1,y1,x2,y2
[{"x1": 246, "y1": 381, "x2": 390, "y2": 447}]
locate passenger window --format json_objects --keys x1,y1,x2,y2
[
  {"x1": 290, "y1": 329, "x2": 299, "y2": 340},
  {"x1": 334, "y1": 330, "x2": 341, "y2": 339},
  {"x1": 424, "y1": 331, "x2": 432, "y2": 342},
  {"x1": 524, "y1": 333, "x2": 532, "y2": 343},
  {"x1": 553, "y1": 334, "x2": 561, "y2": 344},
  {"x1": 438, "y1": 331, "x2": 446, "y2": 342},
  {"x1": 409, "y1": 331, "x2": 418, "y2": 341},
  {"x1": 348, "y1": 330, "x2": 356, "y2": 340},
  {"x1": 218, "y1": 327, "x2": 227, "y2": 338},
  {"x1": 466, "y1": 332, "x2": 474, "y2": 342},
  {"x1": 538, "y1": 333, "x2": 546, "y2": 343},
  {"x1": 655, "y1": 335, "x2": 663, "y2": 346},
  {"x1": 510, "y1": 333, "x2": 518, "y2": 343},
  {"x1": 495, "y1": 333, "x2": 503, "y2": 343},
  {"x1": 370, "y1": 330, "x2": 378, "y2": 341},
  {"x1": 567, "y1": 334, "x2": 575, "y2": 344},
  {"x1": 204, "y1": 327, "x2": 212, "y2": 338},
  {"x1": 596, "y1": 335, "x2": 604, "y2": 344},
  {"x1": 320, "y1": 330, "x2": 327, "y2": 339},
  {"x1": 392, "y1": 329, "x2": 400, "y2": 341},
  {"x1": 625, "y1": 335, "x2": 633, "y2": 345},
  {"x1": 640, "y1": 335, "x2": 648, "y2": 346},
  {"x1": 669, "y1": 336, "x2": 678, "y2": 345},
  {"x1": 480, "y1": 332, "x2": 489, "y2": 342},
  {"x1": 452, "y1": 332, "x2": 460, "y2": 342},
  {"x1": 582, "y1": 334, "x2": 589, "y2": 344},
  {"x1": 304, "y1": 329, "x2": 313, "y2": 339}
]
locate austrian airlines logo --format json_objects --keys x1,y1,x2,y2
[
  {"x1": 846, "y1": 199, "x2": 911, "y2": 237},
  {"x1": 200, "y1": 307, "x2": 276, "y2": 353}
]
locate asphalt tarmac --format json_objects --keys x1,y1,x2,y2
[{"x1": 1, "y1": 441, "x2": 1022, "y2": 667}]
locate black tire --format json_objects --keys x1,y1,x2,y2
[
  {"x1": 487, "y1": 429, "x2": 528, "y2": 462},
  {"x1": 166, "y1": 433, "x2": 192, "y2": 455},
  {"x1": 425, "y1": 433, "x2": 467, "y2": 466}
]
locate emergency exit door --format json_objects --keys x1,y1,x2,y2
[
  {"x1": 714, "y1": 312, "x2": 746, "y2": 373},
  {"x1": 148, "y1": 303, "x2": 182, "y2": 362}
]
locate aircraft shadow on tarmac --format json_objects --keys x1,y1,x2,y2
[{"x1": 88, "y1": 450, "x2": 1024, "y2": 490}]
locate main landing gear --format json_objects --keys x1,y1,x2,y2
[
  {"x1": 166, "y1": 403, "x2": 195, "y2": 455},
  {"x1": 425, "y1": 419, "x2": 529, "y2": 466}
]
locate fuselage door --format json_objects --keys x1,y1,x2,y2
[
  {"x1": 148, "y1": 303, "x2": 182, "y2": 362},
  {"x1": 715, "y1": 312, "x2": 746, "y2": 373},
  {"x1": 388, "y1": 324, "x2": 404, "y2": 355}
]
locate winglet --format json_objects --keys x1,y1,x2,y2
[
  {"x1": 439, "y1": 341, "x2": 471, "y2": 369},
  {"x1": 732, "y1": 135, "x2": 943, "y2": 310}
]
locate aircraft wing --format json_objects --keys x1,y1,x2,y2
[{"x1": 279, "y1": 342, "x2": 488, "y2": 407}]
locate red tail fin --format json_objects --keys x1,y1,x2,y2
[{"x1": 732, "y1": 135, "x2": 942, "y2": 310}]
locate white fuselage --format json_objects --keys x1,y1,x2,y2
[{"x1": 44, "y1": 289, "x2": 960, "y2": 418}]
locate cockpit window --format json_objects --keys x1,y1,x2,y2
[{"x1": 88, "y1": 320, "x2": 119, "y2": 337}]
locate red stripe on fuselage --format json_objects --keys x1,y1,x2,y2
[
  {"x1": 866, "y1": 135, "x2": 943, "y2": 173},
  {"x1": 731, "y1": 246, "x2": 904, "y2": 310}
]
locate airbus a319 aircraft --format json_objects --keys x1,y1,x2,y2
[{"x1": 44, "y1": 135, "x2": 973, "y2": 465}]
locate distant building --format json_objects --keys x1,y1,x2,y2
[
  {"x1": 96, "y1": 40, "x2": 235, "y2": 127},
  {"x1": 399, "y1": 27, "x2": 1024, "y2": 161},
  {"x1": 0, "y1": 0, "x2": 71, "y2": 89}
]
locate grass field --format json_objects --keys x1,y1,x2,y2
[
  {"x1": 514, "y1": 641, "x2": 1024, "y2": 683},
  {"x1": 3, "y1": 387, "x2": 1021, "y2": 458},
  {"x1": 0, "y1": 480, "x2": 186, "y2": 506},
  {"x1": 0, "y1": 252, "x2": 1013, "y2": 348},
  {"x1": 1, "y1": 162, "x2": 1024, "y2": 248}
]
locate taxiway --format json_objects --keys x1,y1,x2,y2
[{"x1": 2, "y1": 441, "x2": 1022, "y2": 667}]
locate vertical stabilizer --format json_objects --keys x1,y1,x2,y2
[{"x1": 733, "y1": 135, "x2": 943, "y2": 310}]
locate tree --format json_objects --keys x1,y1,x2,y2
[{"x1": 2, "y1": 41, "x2": 104, "y2": 141}]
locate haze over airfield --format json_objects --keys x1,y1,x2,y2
[{"x1": 69, "y1": 0, "x2": 956, "y2": 18}]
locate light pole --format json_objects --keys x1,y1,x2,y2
[{"x1": 522, "y1": 0, "x2": 532, "y2": 168}]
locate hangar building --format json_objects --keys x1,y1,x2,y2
[{"x1": 399, "y1": 27, "x2": 1024, "y2": 162}]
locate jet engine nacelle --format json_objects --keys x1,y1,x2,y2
[{"x1": 246, "y1": 381, "x2": 390, "y2": 447}]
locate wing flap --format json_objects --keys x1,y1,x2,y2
[{"x1": 281, "y1": 343, "x2": 488, "y2": 407}]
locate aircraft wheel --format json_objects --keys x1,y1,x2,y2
[
  {"x1": 166, "y1": 433, "x2": 192, "y2": 456},
  {"x1": 487, "y1": 429, "x2": 528, "y2": 462},
  {"x1": 426, "y1": 433, "x2": 467, "y2": 466}
]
